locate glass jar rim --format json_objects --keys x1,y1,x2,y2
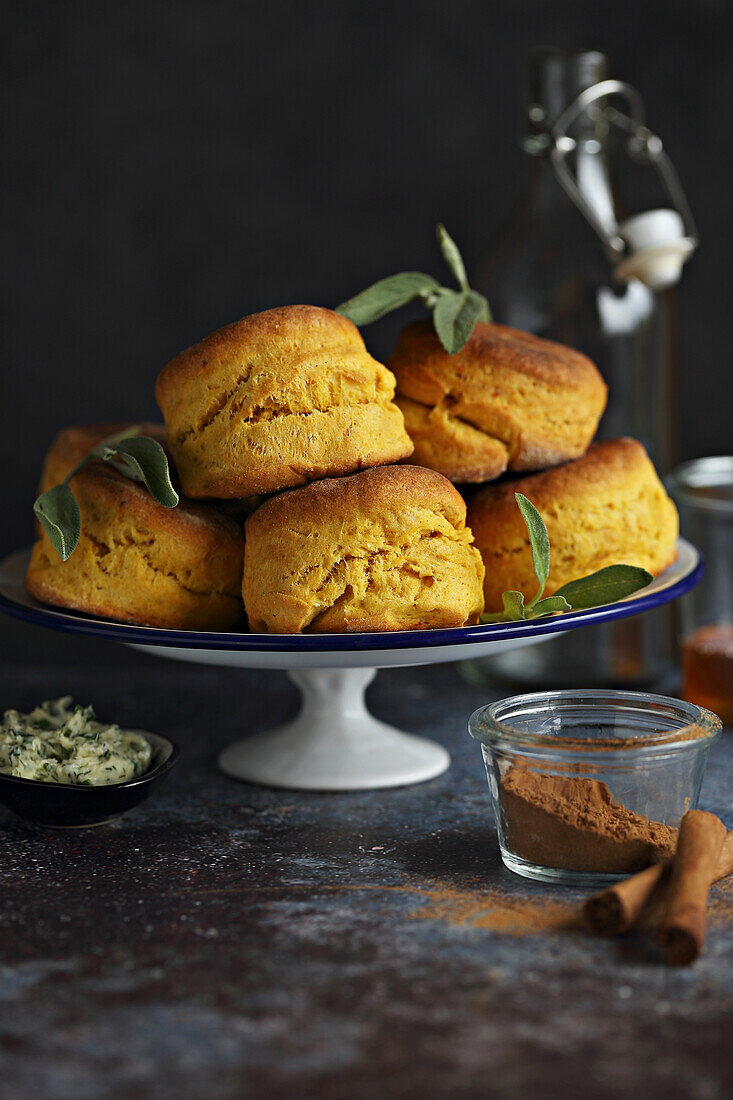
[
  {"x1": 468, "y1": 688, "x2": 722, "y2": 754},
  {"x1": 667, "y1": 456, "x2": 733, "y2": 515}
]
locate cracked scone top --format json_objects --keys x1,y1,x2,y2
[
  {"x1": 389, "y1": 320, "x2": 607, "y2": 483},
  {"x1": 468, "y1": 438, "x2": 679, "y2": 613},
  {"x1": 242, "y1": 465, "x2": 485, "y2": 633},
  {"x1": 155, "y1": 305, "x2": 414, "y2": 498},
  {"x1": 25, "y1": 424, "x2": 245, "y2": 630}
]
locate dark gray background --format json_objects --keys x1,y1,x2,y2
[{"x1": 3, "y1": 0, "x2": 731, "y2": 663}]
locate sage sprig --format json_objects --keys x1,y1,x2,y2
[
  {"x1": 336, "y1": 224, "x2": 491, "y2": 355},
  {"x1": 480, "y1": 492, "x2": 653, "y2": 623},
  {"x1": 33, "y1": 427, "x2": 179, "y2": 562}
]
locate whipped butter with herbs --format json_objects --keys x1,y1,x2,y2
[{"x1": 0, "y1": 697, "x2": 151, "y2": 786}]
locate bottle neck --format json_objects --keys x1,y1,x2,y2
[{"x1": 525, "y1": 139, "x2": 616, "y2": 238}]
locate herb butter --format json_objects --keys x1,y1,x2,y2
[{"x1": 0, "y1": 697, "x2": 151, "y2": 785}]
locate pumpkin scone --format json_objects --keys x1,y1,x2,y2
[
  {"x1": 156, "y1": 305, "x2": 414, "y2": 499},
  {"x1": 389, "y1": 320, "x2": 607, "y2": 483},
  {"x1": 243, "y1": 465, "x2": 485, "y2": 633},
  {"x1": 26, "y1": 424, "x2": 245, "y2": 630},
  {"x1": 468, "y1": 438, "x2": 678, "y2": 613}
]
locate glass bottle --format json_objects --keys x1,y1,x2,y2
[{"x1": 467, "y1": 50, "x2": 680, "y2": 688}]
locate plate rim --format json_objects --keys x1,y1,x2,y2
[{"x1": 0, "y1": 542, "x2": 703, "y2": 653}]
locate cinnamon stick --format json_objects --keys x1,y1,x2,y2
[
  {"x1": 584, "y1": 829, "x2": 733, "y2": 936},
  {"x1": 584, "y1": 860, "x2": 670, "y2": 935},
  {"x1": 655, "y1": 810, "x2": 726, "y2": 966}
]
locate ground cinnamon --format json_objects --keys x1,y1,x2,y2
[
  {"x1": 500, "y1": 766, "x2": 677, "y2": 874},
  {"x1": 655, "y1": 809, "x2": 726, "y2": 965},
  {"x1": 403, "y1": 882, "x2": 579, "y2": 936},
  {"x1": 584, "y1": 829, "x2": 733, "y2": 935}
]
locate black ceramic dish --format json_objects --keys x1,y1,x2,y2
[{"x1": 0, "y1": 731, "x2": 178, "y2": 827}]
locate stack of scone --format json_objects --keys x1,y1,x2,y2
[
  {"x1": 387, "y1": 320, "x2": 678, "y2": 613},
  {"x1": 26, "y1": 303, "x2": 678, "y2": 633},
  {"x1": 26, "y1": 306, "x2": 485, "y2": 632}
]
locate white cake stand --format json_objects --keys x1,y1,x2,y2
[{"x1": 0, "y1": 543, "x2": 702, "y2": 791}]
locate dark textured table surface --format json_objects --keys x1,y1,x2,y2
[{"x1": 1, "y1": 647, "x2": 732, "y2": 1100}]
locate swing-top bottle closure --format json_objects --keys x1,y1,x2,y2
[{"x1": 526, "y1": 78, "x2": 698, "y2": 290}]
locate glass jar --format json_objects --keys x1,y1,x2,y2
[
  {"x1": 469, "y1": 689, "x2": 721, "y2": 887},
  {"x1": 669, "y1": 457, "x2": 733, "y2": 726}
]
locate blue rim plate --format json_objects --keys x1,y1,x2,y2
[{"x1": 0, "y1": 542, "x2": 702, "y2": 654}]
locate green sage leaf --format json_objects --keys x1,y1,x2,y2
[
  {"x1": 422, "y1": 285, "x2": 454, "y2": 310},
  {"x1": 432, "y1": 291, "x2": 465, "y2": 352},
  {"x1": 33, "y1": 484, "x2": 82, "y2": 562},
  {"x1": 472, "y1": 290, "x2": 492, "y2": 323},
  {"x1": 554, "y1": 565, "x2": 653, "y2": 610},
  {"x1": 60, "y1": 424, "x2": 144, "y2": 487},
  {"x1": 96, "y1": 437, "x2": 179, "y2": 508},
  {"x1": 515, "y1": 492, "x2": 550, "y2": 607},
  {"x1": 527, "y1": 594, "x2": 572, "y2": 619},
  {"x1": 501, "y1": 590, "x2": 526, "y2": 621},
  {"x1": 433, "y1": 290, "x2": 486, "y2": 354},
  {"x1": 336, "y1": 271, "x2": 440, "y2": 326},
  {"x1": 479, "y1": 610, "x2": 507, "y2": 624},
  {"x1": 335, "y1": 224, "x2": 492, "y2": 348},
  {"x1": 436, "y1": 223, "x2": 469, "y2": 291}
]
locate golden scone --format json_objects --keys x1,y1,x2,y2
[
  {"x1": 389, "y1": 321, "x2": 607, "y2": 483},
  {"x1": 467, "y1": 438, "x2": 679, "y2": 612},
  {"x1": 243, "y1": 465, "x2": 485, "y2": 633},
  {"x1": 26, "y1": 424, "x2": 245, "y2": 630},
  {"x1": 156, "y1": 305, "x2": 414, "y2": 498}
]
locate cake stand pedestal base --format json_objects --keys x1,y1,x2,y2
[{"x1": 217, "y1": 667, "x2": 450, "y2": 791}]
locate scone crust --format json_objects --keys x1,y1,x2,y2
[
  {"x1": 27, "y1": 426, "x2": 245, "y2": 630},
  {"x1": 243, "y1": 464, "x2": 485, "y2": 633},
  {"x1": 396, "y1": 396, "x2": 509, "y2": 483},
  {"x1": 467, "y1": 438, "x2": 679, "y2": 612},
  {"x1": 156, "y1": 305, "x2": 414, "y2": 498},
  {"x1": 389, "y1": 321, "x2": 607, "y2": 482}
]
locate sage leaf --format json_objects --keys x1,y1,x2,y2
[
  {"x1": 554, "y1": 565, "x2": 653, "y2": 610},
  {"x1": 528, "y1": 594, "x2": 572, "y2": 619},
  {"x1": 422, "y1": 285, "x2": 454, "y2": 309},
  {"x1": 96, "y1": 437, "x2": 179, "y2": 508},
  {"x1": 472, "y1": 290, "x2": 492, "y2": 323},
  {"x1": 33, "y1": 430, "x2": 179, "y2": 562},
  {"x1": 60, "y1": 424, "x2": 144, "y2": 487},
  {"x1": 515, "y1": 492, "x2": 550, "y2": 606},
  {"x1": 432, "y1": 292, "x2": 465, "y2": 353},
  {"x1": 336, "y1": 272, "x2": 440, "y2": 326},
  {"x1": 436, "y1": 223, "x2": 469, "y2": 291},
  {"x1": 433, "y1": 290, "x2": 486, "y2": 354},
  {"x1": 479, "y1": 609, "x2": 509, "y2": 624},
  {"x1": 501, "y1": 590, "x2": 526, "y2": 621},
  {"x1": 33, "y1": 484, "x2": 81, "y2": 562},
  {"x1": 478, "y1": 498, "x2": 654, "y2": 626},
  {"x1": 335, "y1": 223, "x2": 492, "y2": 348}
]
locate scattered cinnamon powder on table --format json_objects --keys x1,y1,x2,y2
[
  {"x1": 350, "y1": 881, "x2": 579, "y2": 936},
  {"x1": 403, "y1": 882, "x2": 579, "y2": 936},
  {"x1": 500, "y1": 766, "x2": 677, "y2": 874}
]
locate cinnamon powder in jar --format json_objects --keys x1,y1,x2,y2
[{"x1": 500, "y1": 766, "x2": 677, "y2": 874}]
